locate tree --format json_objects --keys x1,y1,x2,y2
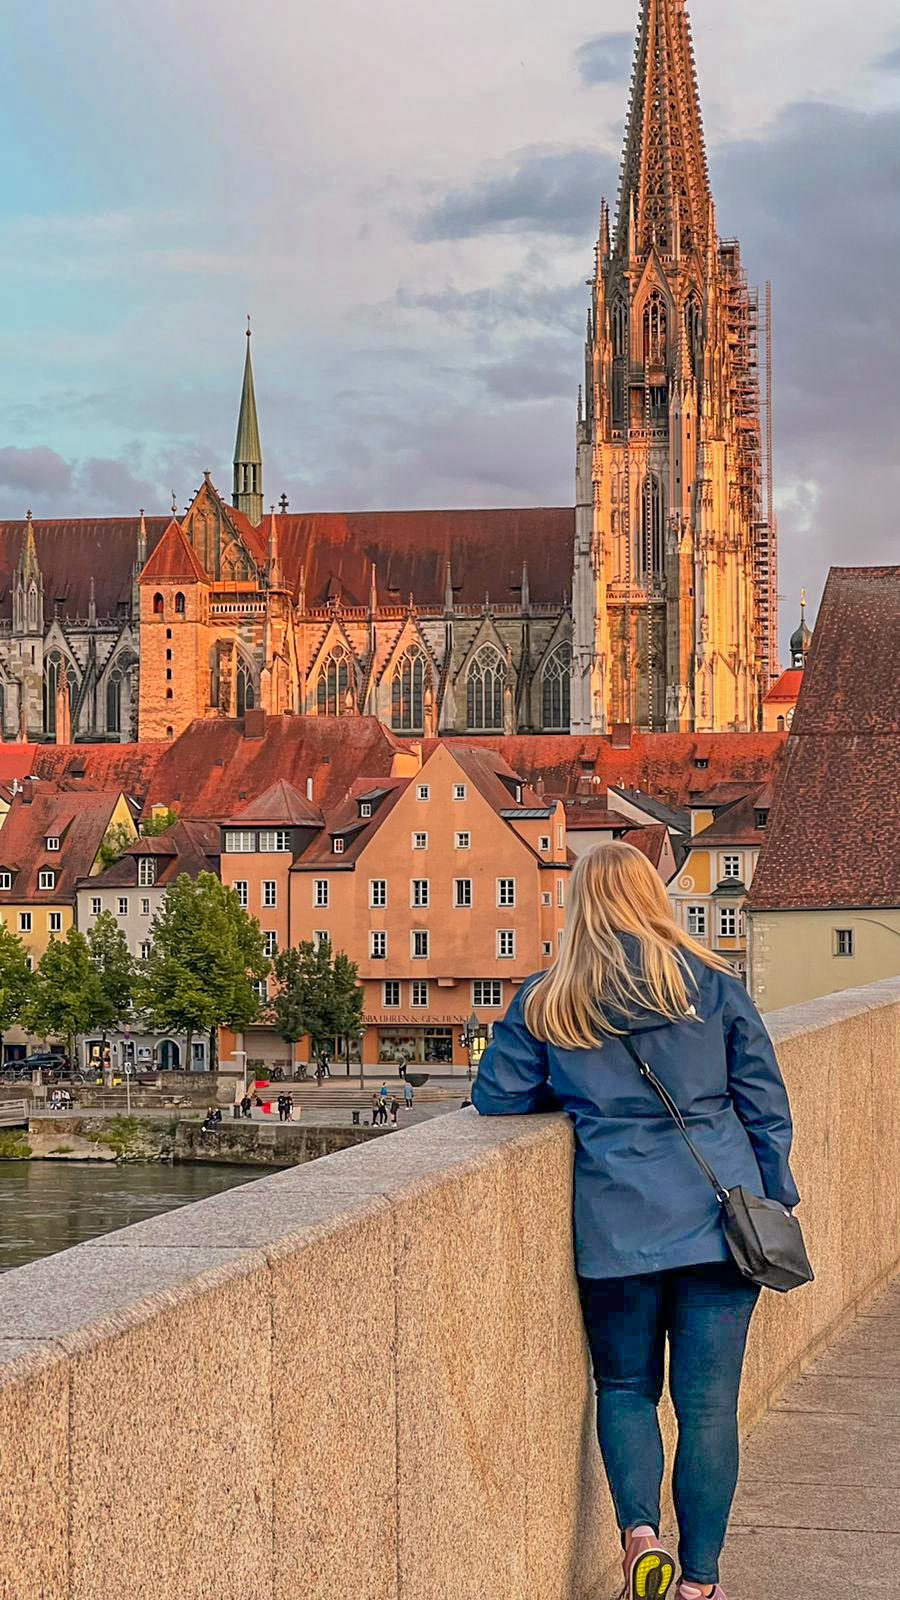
[
  {"x1": 0, "y1": 923, "x2": 32, "y2": 1065},
  {"x1": 98, "y1": 821, "x2": 136, "y2": 869},
  {"x1": 25, "y1": 928, "x2": 100, "y2": 1064},
  {"x1": 140, "y1": 873, "x2": 268, "y2": 1070},
  {"x1": 271, "y1": 941, "x2": 362, "y2": 1074},
  {"x1": 140, "y1": 808, "x2": 179, "y2": 838},
  {"x1": 85, "y1": 912, "x2": 135, "y2": 1043}
]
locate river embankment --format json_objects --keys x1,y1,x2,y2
[{"x1": 0, "y1": 1114, "x2": 391, "y2": 1166}]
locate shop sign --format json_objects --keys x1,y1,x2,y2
[{"x1": 363, "y1": 1014, "x2": 469, "y2": 1026}]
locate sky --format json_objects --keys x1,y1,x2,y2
[{"x1": 0, "y1": 0, "x2": 898, "y2": 649}]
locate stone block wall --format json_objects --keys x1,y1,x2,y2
[{"x1": 1, "y1": 978, "x2": 899, "y2": 1600}]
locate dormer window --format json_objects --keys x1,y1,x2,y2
[
  {"x1": 694, "y1": 758, "x2": 709, "y2": 771},
  {"x1": 138, "y1": 857, "x2": 157, "y2": 887},
  {"x1": 0, "y1": 871, "x2": 11, "y2": 891},
  {"x1": 754, "y1": 809, "x2": 769, "y2": 830},
  {"x1": 38, "y1": 869, "x2": 56, "y2": 890},
  {"x1": 333, "y1": 837, "x2": 345, "y2": 854},
  {"x1": 360, "y1": 802, "x2": 372, "y2": 819},
  {"x1": 45, "y1": 836, "x2": 60, "y2": 852},
  {"x1": 514, "y1": 783, "x2": 523, "y2": 803}
]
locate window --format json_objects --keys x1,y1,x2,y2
[
  {"x1": 140, "y1": 941, "x2": 152, "y2": 961},
  {"x1": 259, "y1": 830, "x2": 290, "y2": 852},
  {"x1": 416, "y1": 785, "x2": 430, "y2": 801},
  {"x1": 19, "y1": 913, "x2": 31, "y2": 933},
  {"x1": 314, "y1": 880, "x2": 329, "y2": 908},
  {"x1": 370, "y1": 880, "x2": 387, "y2": 908},
  {"x1": 694, "y1": 758, "x2": 710, "y2": 771},
  {"x1": 557, "y1": 879, "x2": 565, "y2": 907},
  {"x1": 542, "y1": 942, "x2": 553, "y2": 956},
  {"x1": 722, "y1": 855, "x2": 741, "y2": 880},
  {"x1": 412, "y1": 929, "x2": 429, "y2": 959},
  {"x1": 685, "y1": 294, "x2": 703, "y2": 380},
  {"x1": 754, "y1": 809, "x2": 769, "y2": 830},
  {"x1": 411, "y1": 980, "x2": 429, "y2": 1009},
  {"x1": 454, "y1": 879, "x2": 473, "y2": 908},
  {"x1": 263, "y1": 931, "x2": 278, "y2": 958},
  {"x1": 253, "y1": 978, "x2": 269, "y2": 1003},
  {"x1": 539, "y1": 836, "x2": 550, "y2": 852},
  {"x1": 262, "y1": 881, "x2": 277, "y2": 908},
  {"x1": 411, "y1": 879, "x2": 429, "y2": 908},
  {"x1": 453, "y1": 784, "x2": 467, "y2": 801},
  {"x1": 638, "y1": 473, "x2": 665, "y2": 580},
  {"x1": 233, "y1": 881, "x2": 248, "y2": 909},
  {"x1": 687, "y1": 905, "x2": 707, "y2": 937},
  {"x1": 316, "y1": 646, "x2": 352, "y2": 717},
  {"x1": 174, "y1": 591, "x2": 186, "y2": 615},
  {"x1": 413, "y1": 832, "x2": 428, "y2": 850},
  {"x1": 391, "y1": 648, "x2": 427, "y2": 733},
  {"x1": 472, "y1": 980, "x2": 502, "y2": 1008},
  {"x1": 497, "y1": 879, "x2": 516, "y2": 907},
  {"x1": 38, "y1": 869, "x2": 55, "y2": 890},
  {"x1": 643, "y1": 289, "x2": 667, "y2": 366},
  {"x1": 454, "y1": 832, "x2": 470, "y2": 850},
  {"x1": 0, "y1": 873, "x2": 11, "y2": 891},
  {"x1": 141, "y1": 897, "x2": 151, "y2": 916},
  {"x1": 117, "y1": 897, "x2": 128, "y2": 917},
  {"x1": 542, "y1": 646, "x2": 571, "y2": 731},
  {"x1": 48, "y1": 912, "x2": 62, "y2": 934},
  {"x1": 235, "y1": 658, "x2": 256, "y2": 718},
  {"x1": 166, "y1": 688, "x2": 173, "y2": 700},
  {"x1": 152, "y1": 593, "x2": 164, "y2": 615},
  {"x1": 166, "y1": 669, "x2": 173, "y2": 681},
  {"x1": 91, "y1": 896, "x2": 101, "y2": 916},
  {"x1": 541, "y1": 892, "x2": 552, "y2": 907},
  {"x1": 360, "y1": 802, "x2": 372, "y2": 819},
  {"x1": 383, "y1": 980, "x2": 401, "y2": 1008},
  {"x1": 497, "y1": 929, "x2": 515, "y2": 959},
  {"x1": 333, "y1": 838, "x2": 345, "y2": 854},
  {"x1": 466, "y1": 644, "x2": 506, "y2": 731},
  {"x1": 45, "y1": 836, "x2": 60, "y2": 852},
  {"x1": 313, "y1": 931, "x2": 329, "y2": 949},
  {"x1": 718, "y1": 907, "x2": 737, "y2": 939},
  {"x1": 224, "y1": 830, "x2": 256, "y2": 853},
  {"x1": 834, "y1": 929, "x2": 855, "y2": 958},
  {"x1": 370, "y1": 930, "x2": 387, "y2": 959},
  {"x1": 138, "y1": 857, "x2": 156, "y2": 887}
]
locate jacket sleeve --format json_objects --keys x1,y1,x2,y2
[
  {"x1": 724, "y1": 980, "x2": 800, "y2": 1208},
  {"x1": 472, "y1": 985, "x2": 557, "y2": 1116}
]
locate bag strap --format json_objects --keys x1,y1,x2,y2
[{"x1": 618, "y1": 1034, "x2": 730, "y2": 1204}]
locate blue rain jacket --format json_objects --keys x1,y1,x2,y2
[{"x1": 472, "y1": 950, "x2": 800, "y2": 1280}]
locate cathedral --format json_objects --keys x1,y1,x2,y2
[{"x1": 0, "y1": 0, "x2": 773, "y2": 746}]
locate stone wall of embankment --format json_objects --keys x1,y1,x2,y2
[{"x1": 1, "y1": 977, "x2": 899, "y2": 1600}]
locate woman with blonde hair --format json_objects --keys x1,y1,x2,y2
[{"x1": 473, "y1": 842, "x2": 799, "y2": 1600}]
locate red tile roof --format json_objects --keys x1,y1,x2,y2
[
  {"x1": 0, "y1": 743, "x2": 165, "y2": 802},
  {"x1": 229, "y1": 780, "x2": 323, "y2": 827},
  {"x1": 563, "y1": 805, "x2": 637, "y2": 832},
  {"x1": 139, "y1": 520, "x2": 209, "y2": 584},
  {"x1": 82, "y1": 820, "x2": 219, "y2": 890},
  {"x1": 749, "y1": 567, "x2": 900, "y2": 911},
  {"x1": 689, "y1": 786, "x2": 773, "y2": 848},
  {"x1": 0, "y1": 517, "x2": 168, "y2": 621},
  {"x1": 293, "y1": 778, "x2": 411, "y2": 868},
  {"x1": 623, "y1": 823, "x2": 670, "y2": 870},
  {"x1": 763, "y1": 668, "x2": 803, "y2": 705},
  {"x1": 0, "y1": 787, "x2": 133, "y2": 904}
]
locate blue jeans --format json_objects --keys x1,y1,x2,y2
[{"x1": 578, "y1": 1261, "x2": 760, "y2": 1585}]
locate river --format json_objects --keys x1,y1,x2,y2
[{"x1": 0, "y1": 1162, "x2": 261, "y2": 1272}]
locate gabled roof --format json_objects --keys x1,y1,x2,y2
[
  {"x1": 689, "y1": 785, "x2": 773, "y2": 849},
  {"x1": 763, "y1": 668, "x2": 803, "y2": 705},
  {"x1": 292, "y1": 778, "x2": 411, "y2": 868},
  {"x1": 624, "y1": 823, "x2": 671, "y2": 873},
  {"x1": 228, "y1": 780, "x2": 323, "y2": 827},
  {"x1": 608, "y1": 786, "x2": 690, "y2": 834},
  {"x1": 138, "y1": 520, "x2": 209, "y2": 585},
  {"x1": 79, "y1": 820, "x2": 219, "y2": 891},
  {"x1": 0, "y1": 787, "x2": 133, "y2": 904}
]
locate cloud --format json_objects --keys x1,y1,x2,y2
[
  {"x1": 414, "y1": 147, "x2": 616, "y2": 242},
  {"x1": 874, "y1": 44, "x2": 900, "y2": 70},
  {"x1": 575, "y1": 33, "x2": 634, "y2": 86},
  {"x1": 477, "y1": 337, "x2": 576, "y2": 403},
  {"x1": 0, "y1": 447, "x2": 73, "y2": 502},
  {"x1": 395, "y1": 275, "x2": 583, "y2": 333}
]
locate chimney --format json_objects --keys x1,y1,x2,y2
[
  {"x1": 306, "y1": 777, "x2": 314, "y2": 802},
  {"x1": 21, "y1": 780, "x2": 33, "y2": 805},
  {"x1": 611, "y1": 723, "x2": 633, "y2": 750},
  {"x1": 243, "y1": 709, "x2": 266, "y2": 741},
  {"x1": 534, "y1": 775, "x2": 545, "y2": 798}
]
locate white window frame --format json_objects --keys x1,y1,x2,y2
[
  {"x1": 45, "y1": 836, "x2": 60, "y2": 852},
  {"x1": 259, "y1": 829, "x2": 290, "y2": 853},
  {"x1": 370, "y1": 930, "x2": 387, "y2": 959},
  {"x1": 90, "y1": 896, "x2": 101, "y2": 916},
  {"x1": 834, "y1": 928, "x2": 855, "y2": 958},
  {"x1": 263, "y1": 930, "x2": 278, "y2": 958},
  {"x1": 411, "y1": 879, "x2": 430, "y2": 908},
  {"x1": 556, "y1": 879, "x2": 565, "y2": 907},
  {"x1": 412, "y1": 832, "x2": 428, "y2": 850},
  {"x1": 333, "y1": 837, "x2": 345, "y2": 854},
  {"x1": 383, "y1": 980, "x2": 401, "y2": 1008},
  {"x1": 539, "y1": 836, "x2": 550, "y2": 852},
  {"x1": 453, "y1": 784, "x2": 467, "y2": 801},
  {"x1": 233, "y1": 881, "x2": 249, "y2": 909},
  {"x1": 410, "y1": 979, "x2": 429, "y2": 1008},
  {"x1": 722, "y1": 854, "x2": 741, "y2": 880},
  {"x1": 19, "y1": 913, "x2": 31, "y2": 933},
  {"x1": 38, "y1": 869, "x2": 55, "y2": 890},
  {"x1": 416, "y1": 784, "x2": 430, "y2": 801},
  {"x1": 411, "y1": 929, "x2": 429, "y2": 960},
  {"x1": 454, "y1": 831, "x2": 470, "y2": 850},
  {"x1": 137, "y1": 857, "x2": 156, "y2": 887},
  {"x1": 360, "y1": 802, "x2": 372, "y2": 819},
  {"x1": 117, "y1": 897, "x2": 128, "y2": 917},
  {"x1": 0, "y1": 872, "x2": 11, "y2": 891},
  {"x1": 454, "y1": 878, "x2": 472, "y2": 909},
  {"x1": 718, "y1": 906, "x2": 737, "y2": 939},
  {"x1": 314, "y1": 880, "x2": 329, "y2": 908},
  {"x1": 541, "y1": 891, "x2": 551, "y2": 907},
  {"x1": 262, "y1": 880, "x2": 277, "y2": 908},
  {"x1": 140, "y1": 897, "x2": 151, "y2": 916},
  {"x1": 313, "y1": 930, "x2": 329, "y2": 949},
  {"x1": 140, "y1": 941, "x2": 152, "y2": 962},
  {"x1": 48, "y1": 912, "x2": 62, "y2": 934},
  {"x1": 687, "y1": 905, "x2": 707, "y2": 938},
  {"x1": 472, "y1": 980, "x2": 502, "y2": 1008},
  {"x1": 369, "y1": 879, "x2": 387, "y2": 908},
  {"x1": 542, "y1": 941, "x2": 553, "y2": 956},
  {"x1": 497, "y1": 878, "x2": 516, "y2": 908},
  {"x1": 224, "y1": 830, "x2": 256, "y2": 853},
  {"x1": 497, "y1": 929, "x2": 515, "y2": 959}
]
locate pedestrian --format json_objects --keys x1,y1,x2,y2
[
  {"x1": 322, "y1": 1052, "x2": 331, "y2": 1079},
  {"x1": 285, "y1": 1094, "x2": 294, "y2": 1123},
  {"x1": 371, "y1": 1091, "x2": 381, "y2": 1126},
  {"x1": 389, "y1": 1095, "x2": 399, "y2": 1124},
  {"x1": 277, "y1": 1094, "x2": 288, "y2": 1123},
  {"x1": 379, "y1": 1080, "x2": 389, "y2": 1105},
  {"x1": 398, "y1": 1059, "x2": 407, "y2": 1080},
  {"x1": 241, "y1": 1094, "x2": 252, "y2": 1120},
  {"x1": 472, "y1": 842, "x2": 801, "y2": 1600},
  {"x1": 403, "y1": 1080, "x2": 413, "y2": 1111}
]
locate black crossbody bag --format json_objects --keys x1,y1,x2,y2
[{"x1": 620, "y1": 1036, "x2": 814, "y2": 1294}]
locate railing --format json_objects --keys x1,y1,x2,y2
[
  {"x1": 0, "y1": 1098, "x2": 28, "y2": 1127},
  {"x1": 2, "y1": 977, "x2": 900, "y2": 1599}
]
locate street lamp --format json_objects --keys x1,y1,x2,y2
[{"x1": 462, "y1": 1011, "x2": 482, "y2": 1082}]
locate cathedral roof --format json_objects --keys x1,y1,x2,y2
[
  {"x1": 139, "y1": 520, "x2": 209, "y2": 584},
  {"x1": 0, "y1": 517, "x2": 168, "y2": 621},
  {"x1": 749, "y1": 567, "x2": 900, "y2": 912}
]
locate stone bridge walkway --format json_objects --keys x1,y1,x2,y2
[{"x1": 719, "y1": 1276, "x2": 900, "y2": 1599}]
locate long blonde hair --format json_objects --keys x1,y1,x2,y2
[{"x1": 523, "y1": 842, "x2": 731, "y2": 1050}]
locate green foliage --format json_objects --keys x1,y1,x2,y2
[
  {"x1": 0, "y1": 1133, "x2": 31, "y2": 1160},
  {"x1": 271, "y1": 940, "x2": 362, "y2": 1061},
  {"x1": 85, "y1": 1115, "x2": 145, "y2": 1158},
  {"x1": 0, "y1": 921, "x2": 32, "y2": 1038},
  {"x1": 97, "y1": 821, "x2": 135, "y2": 869},
  {"x1": 140, "y1": 873, "x2": 269, "y2": 1046},
  {"x1": 86, "y1": 912, "x2": 135, "y2": 1035},
  {"x1": 25, "y1": 927, "x2": 100, "y2": 1057},
  {"x1": 140, "y1": 808, "x2": 179, "y2": 838}
]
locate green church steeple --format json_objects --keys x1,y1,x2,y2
[{"x1": 233, "y1": 319, "x2": 263, "y2": 525}]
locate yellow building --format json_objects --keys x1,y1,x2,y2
[{"x1": 669, "y1": 785, "x2": 773, "y2": 983}]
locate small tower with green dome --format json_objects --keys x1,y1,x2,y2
[{"x1": 790, "y1": 591, "x2": 813, "y2": 669}]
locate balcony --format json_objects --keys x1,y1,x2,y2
[{"x1": 1, "y1": 976, "x2": 899, "y2": 1597}]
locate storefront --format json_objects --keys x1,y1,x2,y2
[{"x1": 376, "y1": 1025, "x2": 454, "y2": 1066}]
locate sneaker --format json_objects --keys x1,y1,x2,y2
[
  {"x1": 620, "y1": 1526, "x2": 676, "y2": 1600},
  {"x1": 676, "y1": 1585, "x2": 724, "y2": 1600}
]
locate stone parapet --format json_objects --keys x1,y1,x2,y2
[{"x1": 1, "y1": 978, "x2": 900, "y2": 1599}]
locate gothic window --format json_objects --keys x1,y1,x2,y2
[
  {"x1": 43, "y1": 653, "x2": 60, "y2": 738},
  {"x1": 236, "y1": 657, "x2": 256, "y2": 718},
  {"x1": 542, "y1": 646, "x2": 571, "y2": 732},
  {"x1": 643, "y1": 291, "x2": 667, "y2": 367},
  {"x1": 685, "y1": 294, "x2": 702, "y2": 382},
  {"x1": 638, "y1": 475, "x2": 666, "y2": 581},
  {"x1": 174, "y1": 592, "x2": 186, "y2": 615},
  {"x1": 152, "y1": 593, "x2": 164, "y2": 615},
  {"x1": 391, "y1": 648, "x2": 426, "y2": 733},
  {"x1": 466, "y1": 645, "x2": 505, "y2": 731},
  {"x1": 611, "y1": 297, "x2": 627, "y2": 429},
  {"x1": 316, "y1": 646, "x2": 352, "y2": 717},
  {"x1": 106, "y1": 671, "x2": 122, "y2": 735}
]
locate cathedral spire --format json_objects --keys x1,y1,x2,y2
[
  {"x1": 614, "y1": 0, "x2": 711, "y2": 260},
  {"x1": 233, "y1": 318, "x2": 264, "y2": 526},
  {"x1": 267, "y1": 506, "x2": 283, "y2": 589},
  {"x1": 18, "y1": 510, "x2": 41, "y2": 584}
]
